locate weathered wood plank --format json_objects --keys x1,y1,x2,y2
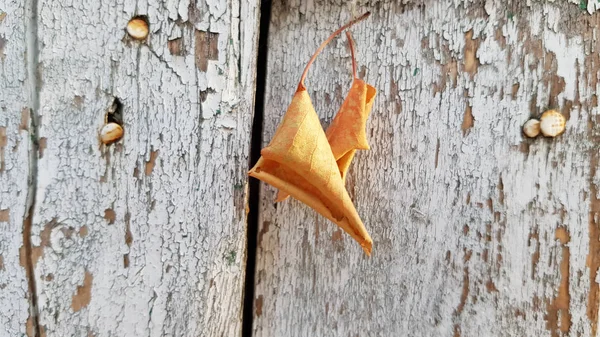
[
  {"x1": 30, "y1": 0, "x2": 259, "y2": 336},
  {"x1": 254, "y1": 1, "x2": 600, "y2": 336},
  {"x1": 0, "y1": 1, "x2": 35, "y2": 336}
]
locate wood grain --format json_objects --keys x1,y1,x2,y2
[
  {"x1": 0, "y1": 0, "x2": 35, "y2": 335},
  {"x1": 27, "y1": 0, "x2": 259, "y2": 336},
  {"x1": 254, "y1": 1, "x2": 600, "y2": 336}
]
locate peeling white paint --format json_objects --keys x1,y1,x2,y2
[
  {"x1": 255, "y1": 1, "x2": 600, "y2": 336},
  {"x1": 3, "y1": 0, "x2": 600, "y2": 336},
  {"x1": 24, "y1": 0, "x2": 260, "y2": 336},
  {"x1": 542, "y1": 30, "x2": 584, "y2": 101},
  {"x1": 0, "y1": 0, "x2": 34, "y2": 336}
]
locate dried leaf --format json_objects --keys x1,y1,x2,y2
[
  {"x1": 278, "y1": 31, "x2": 376, "y2": 192},
  {"x1": 249, "y1": 13, "x2": 373, "y2": 254}
]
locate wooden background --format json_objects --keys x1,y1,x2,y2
[
  {"x1": 2, "y1": 0, "x2": 600, "y2": 336},
  {"x1": 1, "y1": 0, "x2": 259, "y2": 336}
]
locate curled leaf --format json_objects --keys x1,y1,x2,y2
[{"x1": 249, "y1": 13, "x2": 373, "y2": 254}]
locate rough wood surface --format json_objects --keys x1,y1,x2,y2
[
  {"x1": 25, "y1": 0, "x2": 259, "y2": 336},
  {"x1": 254, "y1": 1, "x2": 600, "y2": 336},
  {"x1": 0, "y1": 1, "x2": 35, "y2": 336}
]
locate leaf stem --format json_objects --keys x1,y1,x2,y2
[
  {"x1": 297, "y1": 12, "x2": 370, "y2": 91},
  {"x1": 346, "y1": 31, "x2": 358, "y2": 79}
]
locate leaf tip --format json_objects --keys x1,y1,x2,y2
[{"x1": 362, "y1": 239, "x2": 373, "y2": 256}]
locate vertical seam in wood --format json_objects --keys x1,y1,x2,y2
[
  {"x1": 588, "y1": 151, "x2": 600, "y2": 336},
  {"x1": 24, "y1": 0, "x2": 41, "y2": 335},
  {"x1": 242, "y1": 0, "x2": 272, "y2": 336}
]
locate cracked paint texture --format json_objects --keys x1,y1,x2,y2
[
  {"x1": 2, "y1": 0, "x2": 600, "y2": 336},
  {"x1": 0, "y1": 0, "x2": 32, "y2": 335},
  {"x1": 254, "y1": 1, "x2": 600, "y2": 336},
  {"x1": 0, "y1": 0, "x2": 261, "y2": 336}
]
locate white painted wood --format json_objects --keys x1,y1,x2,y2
[
  {"x1": 254, "y1": 1, "x2": 600, "y2": 336},
  {"x1": 30, "y1": 0, "x2": 259, "y2": 336},
  {"x1": 0, "y1": 1, "x2": 35, "y2": 336}
]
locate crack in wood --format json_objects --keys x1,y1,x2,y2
[
  {"x1": 242, "y1": 1, "x2": 272, "y2": 336},
  {"x1": 23, "y1": 0, "x2": 41, "y2": 334},
  {"x1": 0, "y1": 127, "x2": 6, "y2": 173},
  {"x1": 588, "y1": 151, "x2": 600, "y2": 336}
]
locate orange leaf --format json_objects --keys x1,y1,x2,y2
[
  {"x1": 276, "y1": 30, "x2": 376, "y2": 203},
  {"x1": 249, "y1": 90, "x2": 372, "y2": 254},
  {"x1": 248, "y1": 13, "x2": 373, "y2": 254},
  {"x1": 327, "y1": 32, "x2": 376, "y2": 181}
]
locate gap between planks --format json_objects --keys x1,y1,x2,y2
[
  {"x1": 23, "y1": 0, "x2": 42, "y2": 335},
  {"x1": 242, "y1": 0, "x2": 273, "y2": 336}
]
